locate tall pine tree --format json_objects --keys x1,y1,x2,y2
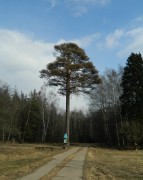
[
  {"x1": 40, "y1": 42, "x2": 101, "y2": 145},
  {"x1": 120, "y1": 53, "x2": 143, "y2": 146},
  {"x1": 120, "y1": 53, "x2": 143, "y2": 122}
]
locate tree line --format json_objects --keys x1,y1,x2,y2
[
  {"x1": 0, "y1": 43, "x2": 143, "y2": 149},
  {"x1": 89, "y1": 52, "x2": 143, "y2": 148}
]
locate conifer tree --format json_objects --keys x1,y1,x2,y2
[
  {"x1": 120, "y1": 52, "x2": 143, "y2": 122},
  {"x1": 120, "y1": 53, "x2": 143, "y2": 146},
  {"x1": 40, "y1": 42, "x2": 101, "y2": 145}
]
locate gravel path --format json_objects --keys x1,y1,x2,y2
[{"x1": 17, "y1": 147, "x2": 87, "y2": 180}]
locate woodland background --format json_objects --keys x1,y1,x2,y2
[{"x1": 0, "y1": 52, "x2": 143, "y2": 149}]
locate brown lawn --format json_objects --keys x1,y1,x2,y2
[
  {"x1": 0, "y1": 143, "x2": 66, "y2": 180},
  {"x1": 84, "y1": 147, "x2": 143, "y2": 180}
]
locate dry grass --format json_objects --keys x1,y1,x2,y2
[
  {"x1": 84, "y1": 147, "x2": 143, "y2": 180},
  {"x1": 0, "y1": 143, "x2": 66, "y2": 180}
]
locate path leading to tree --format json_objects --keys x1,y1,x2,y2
[{"x1": 17, "y1": 147, "x2": 88, "y2": 180}]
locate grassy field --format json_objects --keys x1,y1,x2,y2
[
  {"x1": 0, "y1": 143, "x2": 66, "y2": 180},
  {"x1": 1, "y1": 144, "x2": 143, "y2": 180},
  {"x1": 84, "y1": 147, "x2": 143, "y2": 180}
]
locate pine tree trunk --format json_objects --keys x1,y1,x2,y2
[
  {"x1": 65, "y1": 70, "x2": 70, "y2": 146},
  {"x1": 66, "y1": 90, "x2": 70, "y2": 146}
]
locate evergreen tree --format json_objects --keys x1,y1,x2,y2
[
  {"x1": 120, "y1": 53, "x2": 143, "y2": 122},
  {"x1": 120, "y1": 53, "x2": 143, "y2": 146},
  {"x1": 40, "y1": 42, "x2": 101, "y2": 145},
  {"x1": 25, "y1": 90, "x2": 43, "y2": 143}
]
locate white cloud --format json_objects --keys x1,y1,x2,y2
[
  {"x1": 105, "y1": 29, "x2": 124, "y2": 49},
  {"x1": 97, "y1": 19, "x2": 143, "y2": 62},
  {"x1": 71, "y1": 33, "x2": 100, "y2": 47},
  {"x1": 0, "y1": 28, "x2": 91, "y2": 110},
  {"x1": 66, "y1": 0, "x2": 110, "y2": 6},
  {"x1": 67, "y1": 0, "x2": 110, "y2": 17},
  {"x1": 0, "y1": 28, "x2": 55, "y2": 93},
  {"x1": 131, "y1": 16, "x2": 143, "y2": 24},
  {"x1": 53, "y1": 33, "x2": 100, "y2": 48},
  {"x1": 126, "y1": 27, "x2": 143, "y2": 37},
  {"x1": 117, "y1": 27, "x2": 143, "y2": 57},
  {"x1": 45, "y1": 0, "x2": 110, "y2": 16},
  {"x1": 71, "y1": 6, "x2": 87, "y2": 17},
  {"x1": 44, "y1": 0, "x2": 59, "y2": 11}
]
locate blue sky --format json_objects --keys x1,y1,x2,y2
[{"x1": 0, "y1": 0, "x2": 143, "y2": 109}]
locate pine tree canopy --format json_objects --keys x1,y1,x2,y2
[{"x1": 40, "y1": 42, "x2": 101, "y2": 95}]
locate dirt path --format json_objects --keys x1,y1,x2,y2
[{"x1": 17, "y1": 147, "x2": 87, "y2": 180}]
